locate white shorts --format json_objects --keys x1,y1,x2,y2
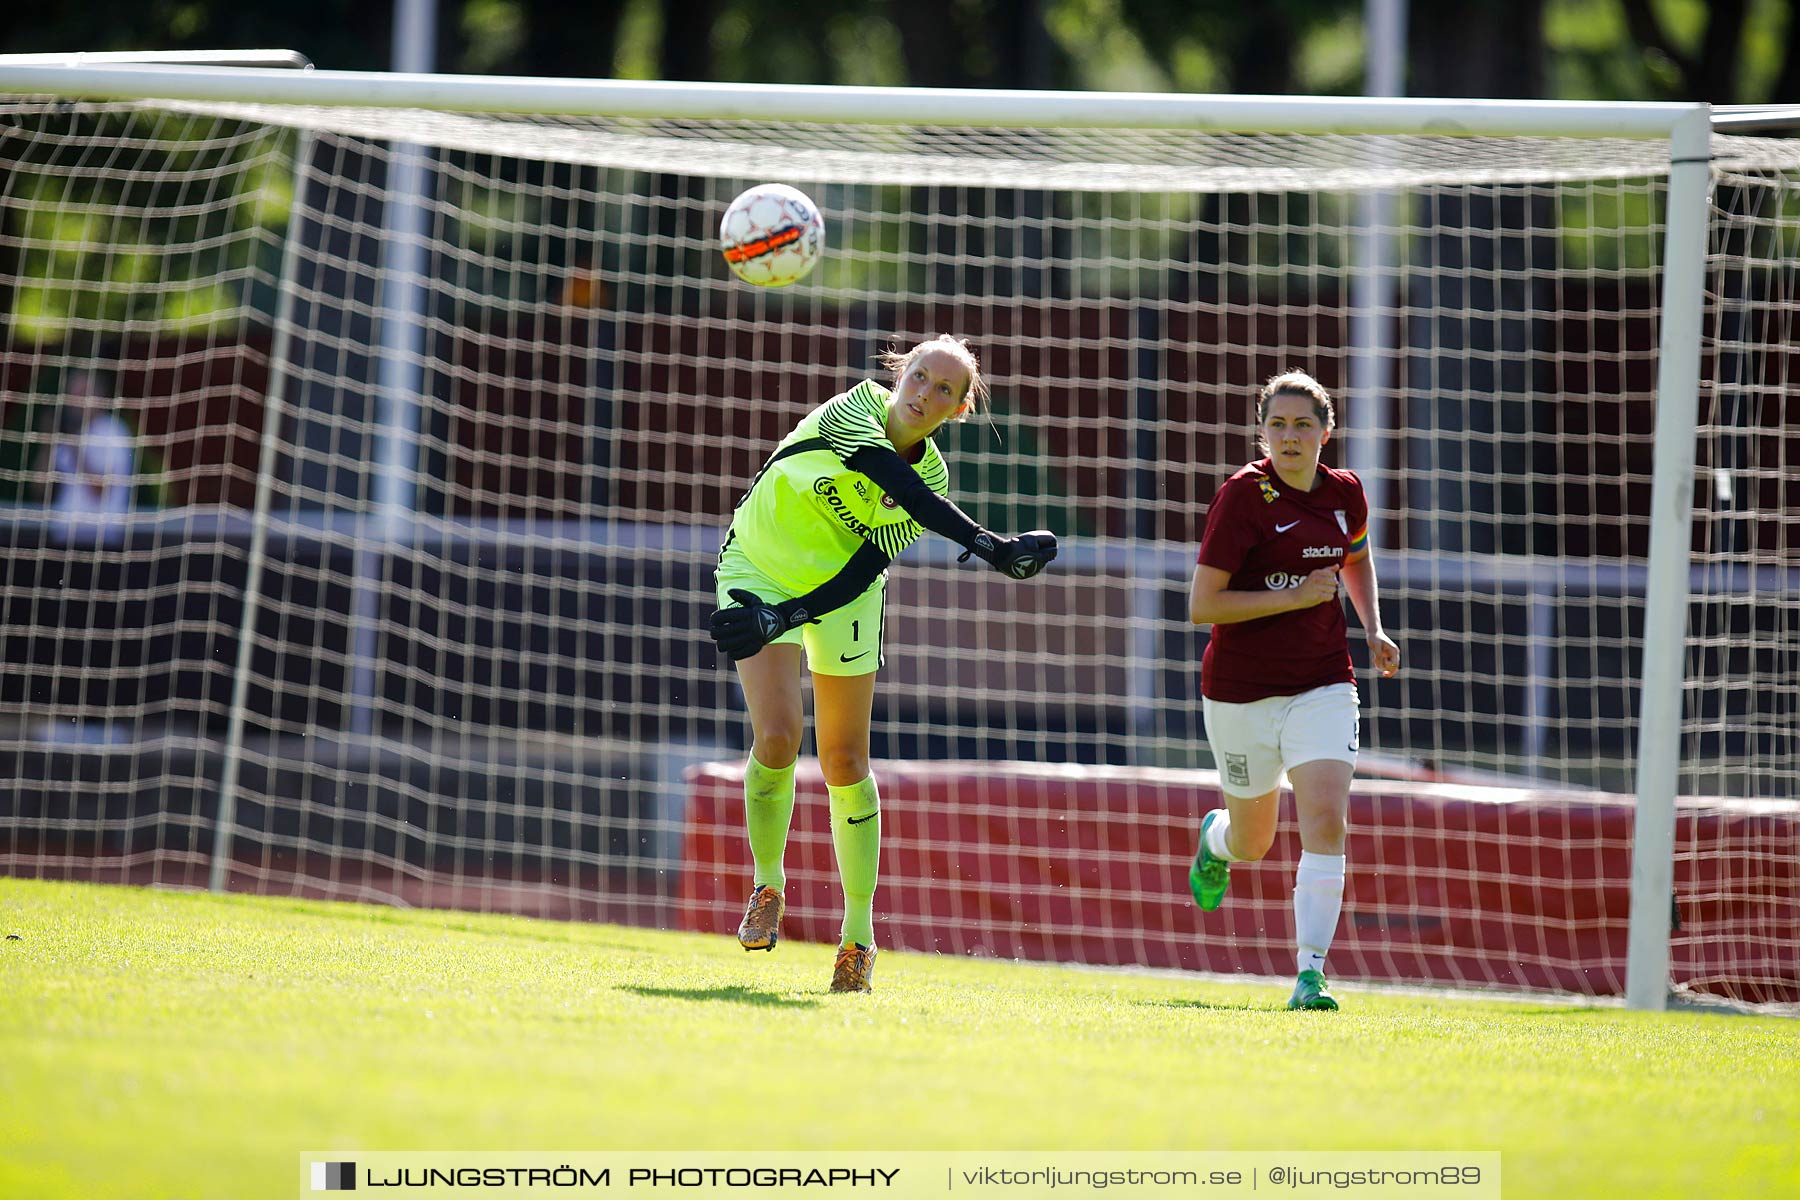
[{"x1": 1202, "y1": 682, "x2": 1360, "y2": 798}]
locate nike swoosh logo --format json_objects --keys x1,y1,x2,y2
[
  {"x1": 846, "y1": 813, "x2": 876, "y2": 825},
  {"x1": 839, "y1": 651, "x2": 871, "y2": 663},
  {"x1": 1276, "y1": 520, "x2": 1301, "y2": 533}
]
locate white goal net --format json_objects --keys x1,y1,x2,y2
[{"x1": 0, "y1": 77, "x2": 1794, "y2": 1004}]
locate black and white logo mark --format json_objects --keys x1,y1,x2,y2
[
  {"x1": 312, "y1": 1162, "x2": 356, "y2": 1192},
  {"x1": 754, "y1": 608, "x2": 784, "y2": 639}
]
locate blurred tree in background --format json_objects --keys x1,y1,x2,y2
[
  {"x1": 5, "y1": 0, "x2": 1799, "y2": 102},
  {"x1": 5, "y1": 0, "x2": 1799, "y2": 394},
  {"x1": 4, "y1": 0, "x2": 1798, "y2": 511}
]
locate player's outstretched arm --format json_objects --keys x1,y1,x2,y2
[
  {"x1": 845, "y1": 445, "x2": 1058, "y2": 580},
  {"x1": 709, "y1": 541, "x2": 892, "y2": 661},
  {"x1": 956, "y1": 529, "x2": 1059, "y2": 580}
]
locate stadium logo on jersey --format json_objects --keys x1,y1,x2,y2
[
  {"x1": 851, "y1": 478, "x2": 871, "y2": 501},
  {"x1": 811, "y1": 478, "x2": 873, "y2": 539},
  {"x1": 1302, "y1": 545, "x2": 1343, "y2": 559},
  {"x1": 1257, "y1": 477, "x2": 1280, "y2": 504},
  {"x1": 1334, "y1": 509, "x2": 1349, "y2": 535}
]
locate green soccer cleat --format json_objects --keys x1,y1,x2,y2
[
  {"x1": 1188, "y1": 809, "x2": 1231, "y2": 912},
  {"x1": 1287, "y1": 969, "x2": 1340, "y2": 1011}
]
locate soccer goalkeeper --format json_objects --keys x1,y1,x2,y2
[{"x1": 707, "y1": 335, "x2": 1057, "y2": 994}]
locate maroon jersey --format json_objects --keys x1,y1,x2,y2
[{"x1": 1197, "y1": 458, "x2": 1370, "y2": 703}]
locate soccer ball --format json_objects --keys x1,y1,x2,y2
[{"x1": 719, "y1": 183, "x2": 825, "y2": 287}]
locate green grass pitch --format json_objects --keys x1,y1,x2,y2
[{"x1": 2, "y1": 876, "x2": 1795, "y2": 1199}]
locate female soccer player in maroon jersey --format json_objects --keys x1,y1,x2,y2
[{"x1": 1186, "y1": 370, "x2": 1401, "y2": 1011}]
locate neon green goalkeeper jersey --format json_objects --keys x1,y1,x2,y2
[{"x1": 723, "y1": 379, "x2": 951, "y2": 594}]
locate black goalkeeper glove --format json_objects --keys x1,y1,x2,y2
[
  {"x1": 959, "y1": 529, "x2": 1059, "y2": 581},
  {"x1": 708, "y1": 588, "x2": 818, "y2": 661}
]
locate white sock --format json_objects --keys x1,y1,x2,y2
[
  {"x1": 1293, "y1": 850, "x2": 1346, "y2": 976},
  {"x1": 1205, "y1": 810, "x2": 1239, "y2": 862}
]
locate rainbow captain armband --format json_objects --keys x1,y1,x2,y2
[{"x1": 1348, "y1": 524, "x2": 1369, "y2": 559}]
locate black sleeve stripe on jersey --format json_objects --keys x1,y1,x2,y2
[
  {"x1": 917, "y1": 451, "x2": 949, "y2": 493},
  {"x1": 817, "y1": 387, "x2": 891, "y2": 462},
  {"x1": 871, "y1": 521, "x2": 923, "y2": 558}
]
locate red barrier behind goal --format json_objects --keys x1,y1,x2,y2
[{"x1": 680, "y1": 761, "x2": 1799, "y2": 1005}]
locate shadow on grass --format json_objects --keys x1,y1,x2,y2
[
  {"x1": 623, "y1": 984, "x2": 822, "y2": 1010},
  {"x1": 1155, "y1": 997, "x2": 1278, "y2": 1014}
]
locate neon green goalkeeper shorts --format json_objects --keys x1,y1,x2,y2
[{"x1": 714, "y1": 548, "x2": 886, "y2": 677}]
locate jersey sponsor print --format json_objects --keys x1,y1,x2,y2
[
  {"x1": 1196, "y1": 458, "x2": 1370, "y2": 703},
  {"x1": 722, "y1": 380, "x2": 950, "y2": 594}
]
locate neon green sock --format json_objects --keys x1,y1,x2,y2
[
  {"x1": 744, "y1": 753, "x2": 797, "y2": 892},
  {"x1": 827, "y1": 775, "x2": 881, "y2": 948}
]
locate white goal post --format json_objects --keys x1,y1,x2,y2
[{"x1": 1, "y1": 65, "x2": 1794, "y2": 1010}]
